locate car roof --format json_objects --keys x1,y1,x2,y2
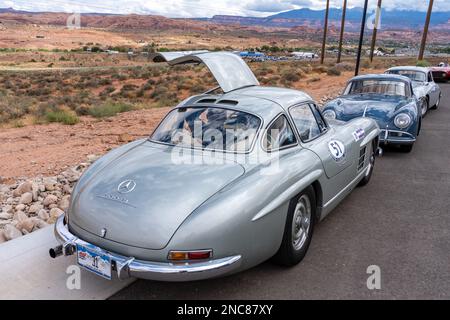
[
  {"x1": 350, "y1": 73, "x2": 412, "y2": 84},
  {"x1": 181, "y1": 86, "x2": 313, "y2": 121},
  {"x1": 387, "y1": 66, "x2": 429, "y2": 73}
]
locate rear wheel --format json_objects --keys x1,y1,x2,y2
[
  {"x1": 431, "y1": 94, "x2": 441, "y2": 110},
  {"x1": 273, "y1": 186, "x2": 316, "y2": 267},
  {"x1": 421, "y1": 98, "x2": 429, "y2": 117}
]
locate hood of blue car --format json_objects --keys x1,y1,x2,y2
[
  {"x1": 69, "y1": 141, "x2": 245, "y2": 250},
  {"x1": 328, "y1": 94, "x2": 410, "y2": 127}
]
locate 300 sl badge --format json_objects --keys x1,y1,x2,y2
[{"x1": 328, "y1": 140, "x2": 346, "y2": 162}]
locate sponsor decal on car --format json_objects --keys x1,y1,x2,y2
[{"x1": 353, "y1": 128, "x2": 366, "y2": 142}]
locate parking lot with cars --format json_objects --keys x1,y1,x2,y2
[{"x1": 112, "y1": 83, "x2": 450, "y2": 300}]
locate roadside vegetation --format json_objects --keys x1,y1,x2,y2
[{"x1": 0, "y1": 52, "x2": 433, "y2": 127}]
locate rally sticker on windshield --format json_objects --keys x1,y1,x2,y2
[
  {"x1": 352, "y1": 128, "x2": 366, "y2": 142},
  {"x1": 328, "y1": 140, "x2": 346, "y2": 162}
]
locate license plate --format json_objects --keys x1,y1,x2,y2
[{"x1": 76, "y1": 244, "x2": 112, "y2": 280}]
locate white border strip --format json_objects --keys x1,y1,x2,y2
[{"x1": 0, "y1": 226, "x2": 135, "y2": 300}]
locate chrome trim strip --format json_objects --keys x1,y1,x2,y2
[
  {"x1": 379, "y1": 129, "x2": 416, "y2": 143},
  {"x1": 53, "y1": 215, "x2": 242, "y2": 282}
]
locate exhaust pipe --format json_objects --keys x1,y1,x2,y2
[
  {"x1": 49, "y1": 245, "x2": 63, "y2": 259},
  {"x1": 49, "y1": 243, "x2": 76, "y2": 258}
]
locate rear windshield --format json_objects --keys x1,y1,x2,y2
[
  {"x1": 151, "y1": 107, "x2": 261, "y2": 152},
  {"x1": 345, "y1": 79, "x2": 407, "y2": 97},
  {"x1": 387, "y1": 70, "x2": 426, "y2": 82}
]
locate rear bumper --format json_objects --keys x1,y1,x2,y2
[
  {"x1": 53, "y1": 215, "x2": 242, "y2": 282},
  {"x1": 379, "y1": 129, "x2": 416, "y2": 145}
]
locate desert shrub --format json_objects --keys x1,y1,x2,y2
[
  {"x1": 301, "y1": 65, "x2": 313, "y2": 74},
  {"x1": 281, "y1": 71, "x2": 301, "y2": 83},
  {"x1": 100, "y1": 86, "x2": 115, "y2": 96},
  {"x1": 141, "y1": 82, "x2": 153, "y2": 91},
  {"x1": 334, "y1": 62, "x2": 353, "y2": 72},
  {"x1": 88, "y1": 102, "x2": 133, "y2": 118},
  {"x1": 307, "y1": 76, "x2": 321, "y2": 83},
  {"x1": 151, "y1": 86, "x2": 171, "y2": 99},
  {"x1": 75, "y1": 105, "x2": 91, "y2": 116},
  {"x1": 259, "y1": 77, "x2": 272, "y2": 85},
  {"x1": 112, "y1": 73, "x2": 128, "y2": 81},
  {"x1": 45, "y1": 110, "x2": 80, "y2": 125},
  {"x1": 0, "y1": 96, "x2": 31, "y2": 122},
  {"x1": 416, "y1": 60, "x2": 430, "y2": 67},
  {"x1": 189, "y1": 83, "x2": 206, "y2": 94},
  {"x1": 121, "y1": 84, "x2": 139, "y2": 91},
  {"x1": 361, "y1": 59, "x2": 371, "y2": 69},
  {"x1": 312, "y1": 65, "x2": 328, "y2": 73},
  {"x1": 98, "y1": 78, "x2": 112, "y2": 86},
  {"x1": 12, "y1": 119, "x2": 25, "y2": 128},
  {"x1": 26, "y1": 87, "x2": 52, "y2": 96},
  {"x1": 327, "y1": 66, "x2": 341, "y2": 76},
  {"x1": 173, "y1": 65, "x2": 190, "y2": 72}
]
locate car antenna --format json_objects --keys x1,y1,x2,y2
[{"x1": 363, "y1": 106, "x2": 368, "y2": 117}]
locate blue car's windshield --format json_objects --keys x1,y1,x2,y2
[
  {"x1": 345, "y1": 79, "x2": 407, "y2": 97},
  {"x1": 151, "y1": 107, "x2": 261, "y2": 152}
]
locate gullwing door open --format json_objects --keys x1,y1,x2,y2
[{"x1": 150, "y1": 51, "x2": 260, "y2": 93}]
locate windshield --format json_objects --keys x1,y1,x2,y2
[
  {"x1": 387, "y1": 70, "x2": 426, "y2": 82},
  {"x1": 345, "y1": 79, "x2": 407, "y2": 97},
  {"x1": 151, "y1": 107, "x2": 261, "y2": 152}
]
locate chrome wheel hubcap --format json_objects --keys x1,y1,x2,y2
[
  {"x1": 421, "y1": 100, "x2": 427, "y2": 116},
  {"x1": 292, "y1": 195, "x2": 312, "y2": 251}
]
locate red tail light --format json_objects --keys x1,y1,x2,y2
[{"x1": 168, "y1": 250, "x2": 212, "y2": 261}]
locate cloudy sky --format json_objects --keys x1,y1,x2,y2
[{"x1": 0, "y1": 0, "x2": 447, "y2": 18}]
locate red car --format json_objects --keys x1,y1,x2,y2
[{"x1": 431, "y1": 62, "x2": 450, "y2": 82}]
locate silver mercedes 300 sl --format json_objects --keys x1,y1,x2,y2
[{"x1": 50, "y1": 51, "x2": 380, "y2": 281}]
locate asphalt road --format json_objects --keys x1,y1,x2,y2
[{"x1": 112, "y1": 84, "x2": 450, "y2": 300}]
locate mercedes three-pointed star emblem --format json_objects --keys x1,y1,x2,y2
[{"x1": 117, "y1": 179, "x2": 136, "y2": 194}]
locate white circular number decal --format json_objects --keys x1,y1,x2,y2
[{"x1": 328, "y1": 140, "x2": 346, "y2": 161}]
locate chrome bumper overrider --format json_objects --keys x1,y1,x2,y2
[
  {"x1": 52, "y1": 215, "x2": 242, "y2": 282},
  {"x1": 379, "y1": 129, "x2": 416, "y2": 145}
]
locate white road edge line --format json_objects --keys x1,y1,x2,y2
[{"x1": 0, "y1": 226, "x2": 135, "y2": 300}]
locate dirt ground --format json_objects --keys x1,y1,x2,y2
[
  {"x1": 0, "y1": 69, "x2": 381, "y2": 182},
  {"x1": 0, "y1": 108, "x2": 169, "y2": 182}
]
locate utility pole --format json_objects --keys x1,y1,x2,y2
[
  {"x1": 355, "y1": 0, "x2": 369, "y2": 76},
  {"x1": 369, "y1": 0, "x2": 382, "y2": 63},
  {"x1": 320, "y1": 0, "x2": 330, "y2": 64},
  {"x1": 418, "y1": 0, "x2": 434, "y2": 61},
  {"x1": 337, "y1": 0, "x2": 347, "y2": 63}
]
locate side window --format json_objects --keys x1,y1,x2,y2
[
  {"x1": 428, "y1": 72, "x2": 433, "y2": 82},
  {"x1": 263, "y1": 115, "x2": 297, "y2": 151},
  {"x1": 309, "y1": 103, "x2": 328, "y2": 132},
  {"x1": 289, "y1": 104, "x2": 322, "y2": 142}
]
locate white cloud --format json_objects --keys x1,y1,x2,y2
[{"x1": 0, "y1": 0, "x2": 447, "y2": 18}]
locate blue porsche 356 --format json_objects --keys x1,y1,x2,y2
[{"x1": 323, "y1": 74, "x2": 421, "y2": 152}]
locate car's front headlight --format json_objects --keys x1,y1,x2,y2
[
  {"x1": 394, "y1": 113, "x2": 412, "y2": 129},
  {"x1": 323, "y1": 109, "x2": 336, "y2": 120}
]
